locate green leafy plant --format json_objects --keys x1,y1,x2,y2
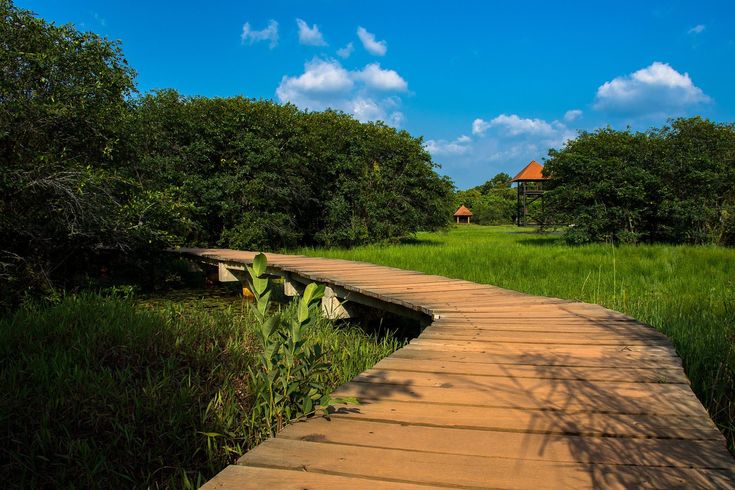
[{"x1": 245, "y1": 253, "x2": 357, "y2": 444}]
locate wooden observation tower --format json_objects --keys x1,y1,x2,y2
[{"x1": 512, "y1": 160, "x2": 549, "y2": 226}]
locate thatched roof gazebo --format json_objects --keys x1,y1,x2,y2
[{"x1": 453, "y1": 204, "x2": 473, "y2": 224}]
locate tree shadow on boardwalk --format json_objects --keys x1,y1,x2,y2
[{"x1": 279, "y1": 342, "x2": 735, "y2": 488}]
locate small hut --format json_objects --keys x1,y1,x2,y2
[
  {"x1": 511, "y1": 160, "x2": 549, "y2": 226},
  {"x1": 453, "y1": 204, "x2": 473, "y2": 224}
]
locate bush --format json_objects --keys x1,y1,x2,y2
[{"x1": 545, "y1": 118, "x2": 735, "y2": 246}]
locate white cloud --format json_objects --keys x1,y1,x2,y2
[
  {"x1": 472, "y1": 118, "x2": 490, "y2": 135},
  {"x1": 688, "y1": 24, "x2": 706, "y2": 34},
  {"x1": 564, "y1": 109, "x2": 583, "y2": 122},
  {"x1": 241, "y1": 20, "x2": 279, "y2": 48},
  {"x1": 276, "y1": 58, "x2": 353, "y2": 101},
  {"x1": 337, "y1": 42, "x2": 354, "y2": 59},
  {"x1": 353, "y1": 63, "x2": 408, "y2": 91},
  {"x1": 276, "y1": 58, "x2": 406, "y2": 125},
  {"x1": 357, "y1": 26, "x2": 387, "y2": 56},
  {"x1": 473, "y1": 114, "x2": 556, "y2": 137},
  {"x1": 593, "y1": 62, "x2": 710, "y2": 115},
  {"x1": 424, "y1": 135, "x2": 472, "y2": 155},
  {"x1": 389, "y1": 111, "x2": 405, "y2": 127},
  {"x1": 296, "y1": 18, "x2": 327, "y2": 46}
]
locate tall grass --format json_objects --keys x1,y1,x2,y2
[
  {"x1": 299, "y1": 225, "x2": 735, "y2": 451},
  {"x1": 0, "y1": 292, "x2": 403, "y2": 488}
]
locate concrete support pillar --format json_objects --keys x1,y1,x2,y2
[
  {"x1": 321, "y1": 286, "x2": 354, "y2": 320},
  {"x1": 218, "y1": 263, "x2": 240, "y2": 282}
]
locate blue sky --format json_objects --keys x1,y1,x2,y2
[{"x1": 19, "y1": 0, "x2": 735, "y2": 188}]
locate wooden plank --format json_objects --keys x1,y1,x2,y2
[
  {"x1": 201, "y1": 465, "x2": 451, "y2": 490},
  {"x1": 393, "y1": 345, "x2": 683, "y2": 369},
  {"x1": 355, "y1": 368, "x2": 691, "y2": 390},
  {"x1": 426, "y1": 322, "x2": 661, "y2": 335},
  {"x1": 423, "y1": 323, "x2": 666, "y2": 339},
  {"x1": 408, "y1": 338, "x2": 679, "y2": 358},
  {"x1": 371, "y1": 356, "x2": 690, "y2": 383},
  {"x1": 332, "y1": 378, "x2": 708, "y2": 417},
  {"x1": 420, "y1": 329, "x2": 671, "y2": 347},
  {"x1": 239, "y1": 438, "x2": 735, "y2": 489},
  {"x1": 324, "y1": 400, "x2": 722, "y2": 440},
  {"x1": 277, "y1": 417, "x2": 735, "y2": 469},
  {"x1": 348, "y1": 368, "x2": 699, "y2": 413}
]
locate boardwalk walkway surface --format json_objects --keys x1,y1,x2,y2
[{"x1": 176, "y1": 248, "x2": 735, "y2": 489}]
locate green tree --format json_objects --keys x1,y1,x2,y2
[
  {"x1": 452, "y1": 173, "x2": 516, "y2": 225},
  {"x1": 1, "y1": 1, "x2": 132, "y2": 301},
  {"x1": 544, "y1": 118, "x2": 735, "y2": 245}
]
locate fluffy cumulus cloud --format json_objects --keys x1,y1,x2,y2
[
  {"x1": 357, "y1": 26, "x2": 387, "y2": 56},
  {"x1": 241, "y1": 20, "x2": 279, "y2": 48},
  {"x1": 276, "y1": 58, "x2": 407, "y2": 125},
  {"x1": 337, "y1": 42, "x2": 354, "y2": 59},
  {"x1": 472, "y1": 114, "x2": 560, "y2": 137},
  {"x1": 564, "y1": 109, "x2": 583, "y2": 122},
  {"x1": 353, "y1": 63, "x2": 408, "y2": 91},
  {"x1": 296, "y1": 18, "x2": 327, "y2": 46},
  {"x1": 593, "y1": 62, "x2": 710, "y2": 116},
  {"x1": 424, "y1": 135, "x2": 472, "y2": 156}
]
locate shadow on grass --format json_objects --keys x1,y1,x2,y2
[
  {"x1": 516, "y1": 236, "x2": 564, "y2": 247},
  {"x1": 395, "y1": 236, "x2": 443, "y2": 246}
]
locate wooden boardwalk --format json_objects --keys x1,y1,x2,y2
[{"x1": 178, "y1": 248, "x2": 735, "y2": 489}]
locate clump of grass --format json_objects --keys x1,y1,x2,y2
[
  {"x1": 0, "y1": 291, "x2": 403, "y2": 488},
  {"x1": 299, "y1": 224, "x2": 735, "y2": 452}
]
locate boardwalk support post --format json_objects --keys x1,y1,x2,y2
[
  {"x1": 218, "y1": 263, "x2": 240, "y2": 282},
  {"x1": 321, "y1": 286, "x2": 355, "y2": 320}
]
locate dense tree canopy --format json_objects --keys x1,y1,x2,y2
[
  {"x1": 131, "y1": 91, "x2": 453, "y2": 250},
  {"x1": 0, "y1": 1, "x2": 453, "y2": 304},
  {"x1": 545, "y1": 118, "x2": 735, "y2": 245},
  {"x1": 453, "y1": 172, "x2": 516, "y2": 225},
  {"x1": 0, "y1": 0, "x2": 148, "y2": 301}
]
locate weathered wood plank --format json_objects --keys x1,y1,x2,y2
[
  {"x1": 324, "y1": 400, "x2": 722, "y2": 440},
  {"x1": 201, "y1": 465, "x2": 450, "y2": 490},
  {"x1": 334, "y1": 376, "x2": 708, "y2": 417},
  {"x1": 277, "y1": 417, "x2": 735, "y2": 469},
  {"x1": 372, "y1": 356, "x2": 689, "y2": 383},
  {"x1": 239, "y1": 438, "x2": 735, "y2": 489}
]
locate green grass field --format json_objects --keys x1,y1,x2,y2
[
  {"x1": 300, "y1": 225, "x2": 735, "y2": 450},
  {"x1": 0, "y1": 291, "x2": 403, "y2": 488}
]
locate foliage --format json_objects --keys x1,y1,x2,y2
[
  {"x1": 0, "y1": 2, "x2": 454, "y2": 305},
  {"x1": 130, "y1": 91, "x2": 454, "y2": 250},
  {"x1": 544, "y1": 118, "x2": 735, "y2": 245},
  {"x1": 300, "y1": 225, "x2": 735, "y2": 453},
  {"x1": 453, "y1": 172, "x2": 516, "y2": 224},
  {"x1": 0, "y1": 1, "x2": 193, "y2": 306},
  {"x1": 0, "y1": 290, "x2": 402, "y2": 488},
  {"x1": 244, "y1": 254, "x2": 357, "y2": 446}
]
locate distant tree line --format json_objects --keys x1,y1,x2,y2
[
  {"x1": 452, "y1": 173, "x2": 516, "y2": 225},
  {"x1": 0, "y1": 1, "x2": 453, "y2": 305},
  {"x1": 544, "y1": 118, "x2": 735, "y2": 245}
]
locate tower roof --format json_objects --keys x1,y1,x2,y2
[
  {"x1": 453, "y1": 204, "x2": 473, "y2": 217},
  {"x1": 511, "y1": 160, "x2": 548, "y2": 182}
]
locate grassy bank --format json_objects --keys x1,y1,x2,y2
[
  {"x1": 0, "y1": 291, "x2": 403, "y2": 488},
  {"x1": 300, "y1": 225, "x2": 735, "y2": 450}
]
